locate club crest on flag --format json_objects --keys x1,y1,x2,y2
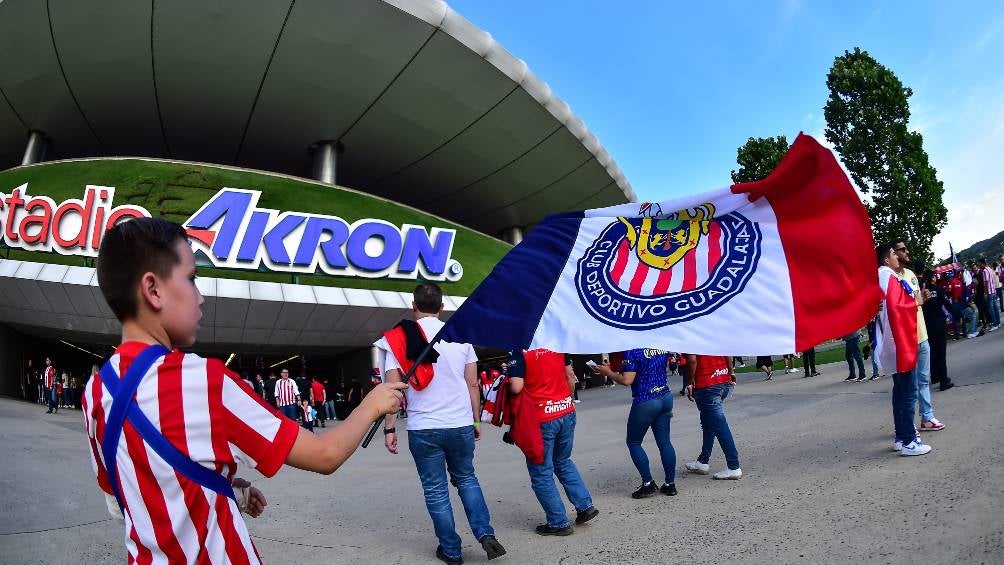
[
  {"x1": 575, "y1": 206, "x2": 763, "y2": 330},
  {"x1": 620, "y1": 203, "x2": 716, "y2": 270}
]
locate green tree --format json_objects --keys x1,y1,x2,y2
[
  {"x1": 731, "y1": 135, "x2": 790, "y2": 183},
  {"x1": 824, "y1": 47, "x2": 947, "y2": 265}
]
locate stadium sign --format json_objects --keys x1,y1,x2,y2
[{"x1": 0, "y1": 184, "x2": 463, "y2": 282}]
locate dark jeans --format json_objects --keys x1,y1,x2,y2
[
  {"x1": 891, "y1": 371, "x2": 917, "y2": 443},
  {"x1": 526, "y1": 412, "x2": 593, "y2": 528},
  {"x1": 802, "y1": 348, "x2": 816, "y2": 375},
  {"x1": 693, "y1": 384, "x2": 740, "y2": 470},
  {"x1": 950, "y1": 301, "x2": 964, "y2": 337},
  {"x1": 626, "y1": 393, "x2": 676, "y2": 484},
  {"x1": 844, "y1": 337, "x2": 865, "y2": 378},
  {"x1": 278, "y1": 403, "x2": 298, "y2": 421},
  {"x1": 313, "y1": 402, "x2": 326, "y2": 424},
  {"x1": 45, "y1": 387, "x2": 56, "y2": 411},
  {"x1": 926, "y1": 321, "x2": 948, "y2": 384},
  {"x1": 409, "y1": 426, "x2": 493, "y2": 559}
]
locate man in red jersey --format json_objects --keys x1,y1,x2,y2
[
  {"x1": 83, "y1": 217, "x2": 404, "y2": 564},
  {"x1": 683, "y1": 354, "x2": 743, "y2": 479},
  {"x1": 507, "y1": 348, "x2": 598, "y2": 536}
]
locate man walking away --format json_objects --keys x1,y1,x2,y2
[
  {"x1": 508, "y1": 348, "x2": 599, "y2": 535},
  {"x1": 684, "y1": 354, "x2": 742, "y2": 479},
  {"x1": 311, "y1": 375, "x2": 327, "y2": 428},
  {"x1": 377, "y1": 283, "x2": 506, "y2": 565}
]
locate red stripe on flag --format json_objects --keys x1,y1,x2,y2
[
  {"x1": 732, "y1": 134, "x2": 882, "y2": 351},
  {"x1": 682, "y1": 244, "x2": 698, "y2": 290},
  {"x1": 609, "y1": 240, "x2": 629, "y2": 285},
  {"x1": 653, "y1": 266, "x2": 673, "y2": 295},
  {"x1": 707, "y1": 221, "x2": 722, "y2": 274},
  {"x1": 629, "y1": 262, "x2": 650, "y2": 294}
]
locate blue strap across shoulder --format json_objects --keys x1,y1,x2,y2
[{"x1": 100, "y1": 344, "x2": 235, "y2": 510}]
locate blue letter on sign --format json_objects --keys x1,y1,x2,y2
[
  {"x1": 346, "y1": 222, "x2": 402, "y2": 272},
  {"x1": 398, "y1": 227, "x2": 453, "y2": 276}
]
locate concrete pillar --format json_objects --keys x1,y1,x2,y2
[
  {"x1": 501, "y1": 226, "x2": 524, "y2": 245},
  {"x1": 311, "y1": 140, "x2": 343, "y2": 185},
  {"x1": 20, "y1": 130, "x2": 47, "y2": 166}
]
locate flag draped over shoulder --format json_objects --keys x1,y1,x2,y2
[
  {"x1": 439, "y1": 133, "x2": 881, "y2": 355},
  {"x1": 874, "y1": 266, "x2": 918, "y2": 373}
]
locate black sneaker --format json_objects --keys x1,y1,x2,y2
[
  {"x1": 535, "y1": 524, "x2": 574, "y2": 536},
  {"x1": 939, "y1": 380, "x2": 955, "y2": 392},
  {"x1": 854, "y1": 376, "x2": 867, "y2": 382},
  {"x1": 843, "y1": 375, "x2": 856, "y2": 382},
  {"x1": 660, "y1": 483, "x2": 678, "y2": 496},
  {"x1": 575, "y1": 506, "x2": 599, "y2": 524},
  {"x1": 479, "y1": 535, "x2": 506, "y2": 560},
  {"x1": 631, "y1": 481, "x2": 658, "y2": 499},
  {"x1": 812, "y1": 372, "x2": 821, "y2": 377},
  {"x1": 436, "y1": 545, "x2": 463, "y2": 565}
]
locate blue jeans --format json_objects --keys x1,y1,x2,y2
[
  {"x1": 693, "y1": 384, "x2": 740, "y2": 470},
  {"x1": 963, "y1": 306, "x2": 978, "y2": 334},
  {"x1": 870, "y1": 345, "x2": 880, "y2": 377},
  {"x1": 626, "y1": 393, "x2": 676, "y2": 484},
  {"x1": 989, "y1": 295, "x2": 1001, "y2": 326},
  {"x1": 891, "y1": 371, "x2": 917, "y2": 443},
  {"x1": 844, "y1": 337, "x2": 865, "y2": 378},
  {"x1": 409, "y1": 426, "x2": 493, "y2": 559},
  {"x1": 278, "y1": 403, "x2": 298, "y2": 421},
  {"x1": 526, "y1": 412, "x2": 593, "y2": 528},
  {"x1": 912, "y1": 340, "x2": 933, "y2": 422}
]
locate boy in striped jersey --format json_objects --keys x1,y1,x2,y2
[{"x1": 84, "y1": 217, "x2": 405, "y2": 564}]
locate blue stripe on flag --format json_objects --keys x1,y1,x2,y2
[{"x1": 437, "y1": 211, "x2": 585, "y2": 349}]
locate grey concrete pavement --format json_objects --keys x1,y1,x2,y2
[{"x1": 0, "y1": 331, "x2": 1001, "y2": 564}]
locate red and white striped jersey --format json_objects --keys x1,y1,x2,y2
[
  {"x1": 983, "y1": 266, "x2": 998, "y2": 294},
  {"x1": 82, "y1": 342, "x2": 299, "y2": 565},
  {"x1": 44, "y1": 366, "x2": 55, "y2": 388},
  {"x1": 274, "y1": 378, "x2": 299, "y2": 406}
]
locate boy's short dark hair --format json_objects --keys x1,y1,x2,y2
[
  {"x1": 96, "y1": 217, "x2": 188, "y2": 321},
  {"x1": 413, "y1": 282, "x2": 443, "y2": 314},
  {"x1": 876, "y1": 241, "x2": 896, "y2": 267}
]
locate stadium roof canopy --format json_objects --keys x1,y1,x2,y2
[{"x1": 0, "y1": 0, "x2": 635, "y2": 237}]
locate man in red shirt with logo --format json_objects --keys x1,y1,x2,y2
[
  {"x1": 83, "y1": 217, "x2": 405, "y2": 564},
  {"x1": 507, "y1": 349, "x2": 598, "y2": 536},
  {"x1": 683, "y1": 354, "x2": 743, "y2": 480}
]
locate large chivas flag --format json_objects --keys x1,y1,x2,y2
[{"x1": 439, "y1": 134, "x2": 881, "y2": 355}]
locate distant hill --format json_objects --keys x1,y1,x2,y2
[{"x1": 950, "y1": 230, "x2": 1004, "y2": 264}]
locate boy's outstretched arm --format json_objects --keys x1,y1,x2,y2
[{"x1": 285, "y1": 382, "x2": 406, "y2": 474}]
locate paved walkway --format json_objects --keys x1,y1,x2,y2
[{"x1": 0, "y1": 331, "x2": 1001, "y2": 564}]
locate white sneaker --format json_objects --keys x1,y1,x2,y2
[
  {"x1": 967, "y1": 332, "x2": 979, "y2": 338},
  {"x1": 713, "y1": 468, "x2": 742, "y2": 480},
  {"x1": 685, "y1": 460, "x2": 710, "y2": 475},
  {"x1": 573, "y1": 399, "x2": 581, "y2": 404},
  {"x1": 892, "y1": 439, "x2": 904, "y2": 451},
  {"x1": 990, "y1": 325, "x2": 999, "y2": 332},
  {"x1": 900, "y1": 439, "x2": 932, "y2": 456}
]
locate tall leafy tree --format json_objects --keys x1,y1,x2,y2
[
  {"x1": 824, "y1": 47, "x2": 947, "y2": 265},
  {"x1": 731, "y1": 135, "x2": 789, "y2": 183}
]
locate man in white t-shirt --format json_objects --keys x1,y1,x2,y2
[{"x1": 375, "y1": 283, "x2": 506, "y2": 565}]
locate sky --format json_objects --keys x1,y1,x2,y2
[{"x1": 448, "y1": 0, "x2": 1004, "y2": 260}]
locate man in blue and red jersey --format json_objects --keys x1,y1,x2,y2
[
  {"x1": 683, "y1": 354, "x2": 743, "y2": 479},
  {"x1": 507, "y1": 349, "x2": 598, "y2": 536},
  {"x1": 83, "y1": 217, "x2": 405, "y2": 564}
]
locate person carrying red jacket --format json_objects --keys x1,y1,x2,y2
[{"x1": 506, "y1": 348, "x2": 598, "y2": 536}]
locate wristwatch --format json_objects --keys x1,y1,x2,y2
[{"x1": 383, "y1": 427, "x2": 396, "y2": 435}]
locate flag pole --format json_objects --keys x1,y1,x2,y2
[{"x1": 361, "y1": 336, "x2": 442, "y2": 448}]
